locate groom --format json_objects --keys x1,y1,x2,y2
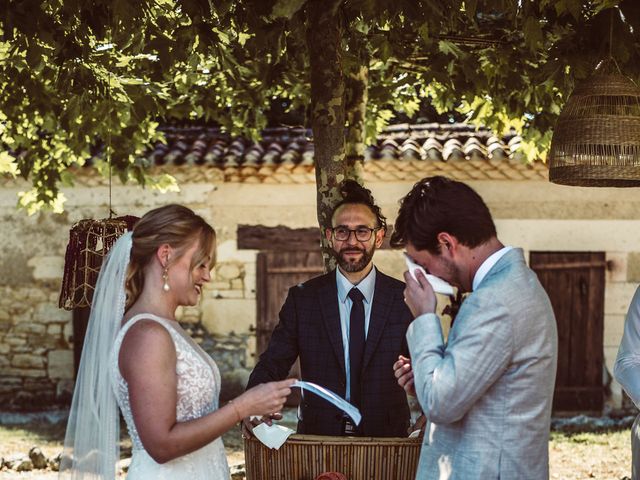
[{"x1": 392, "y1": 176, "x2": 558, "y2": 479}]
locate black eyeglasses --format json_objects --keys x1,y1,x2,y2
[{"x1": 331, "y1": 226, "x2": 379, "y2": 242}]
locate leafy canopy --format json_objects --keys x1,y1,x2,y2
[{"x1": 1, "y1": 0, "x2": 639, "y2": 213}]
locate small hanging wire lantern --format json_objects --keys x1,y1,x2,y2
[
  {"x1": 58, "y1": 215, "x2": 139, "y2": 310},
  {"x1": 548, "y1": 8, "x2": 640, "y2": 187}
]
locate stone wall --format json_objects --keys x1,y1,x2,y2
[
  {"x1": 0, "y1": 201, "x2": 76, "y2": 408},
  {"x1": 0, "y1": 286, "x2": 73, "y2": 409},
  {"x1": 2, "y1": 170, "x2": 640, "y2": 409},
  {"x1": 0, "y1": 171, "x2": 259, "y2": 408}
]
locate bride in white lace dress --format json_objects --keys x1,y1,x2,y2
[{"x1": 60, "y1": 205, "x2": 293, "y2": 479}]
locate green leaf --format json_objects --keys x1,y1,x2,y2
[
  {"x1": 0, "y1": 151, "x2": 18, "y2": 177},
  {"x1": 554, "y1": 0, "x2": 582, "y2": 19},
  {"x1": 418, "y1": 22, "x2": 430, "y2": 43},
  {"x1": 438, "y1": 40, "x2": 463, "y2": 59},
  {"x1": 271, "y1": 0, "x2": 307, "y2": 20},
  {"x1": 147, "y1": 173, "x2": 181, "y2": 193}
]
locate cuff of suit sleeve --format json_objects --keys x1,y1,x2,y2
[{"x1": 407, "y1": 313, "x2": 443, "y2": 348}]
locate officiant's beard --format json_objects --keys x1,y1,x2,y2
[{"x1": 336, "y1": 246, "x2": 375, "y2": 273}]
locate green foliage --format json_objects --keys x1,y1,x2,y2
[
  {"x1": 2, "y1": 0, "x2": 640, "y2": 213},
  {"x1": 177, "y1": 0, "x2": 640, "y2": 161},
  {"x1": 0, "y1": 0, "x2": 274, "y2": 213}
]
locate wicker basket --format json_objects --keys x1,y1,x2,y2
[
  {"x1": 244, "y1": 434, "x2": 421, "y2": 480},
  {"x1": 548, "y1": 59, "x2": 640, "y2": 187}
]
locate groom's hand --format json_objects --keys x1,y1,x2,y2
[
  {"x1": 394, "y1": 355, "x2": 416, "y2": 397},
  {"x1": 403, "y1": 269, "x2": 437, "y2": 318}
]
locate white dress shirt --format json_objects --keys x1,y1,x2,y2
[{"x1": 336, "y1": 267, "x2": 376, "y2": 401}]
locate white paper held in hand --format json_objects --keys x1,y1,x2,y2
[
  {"x1": 292, "y1": 380, "x2": 362, "y2": 425},
  {"x1": 404, "y1": 253, "x2": 455, "y2": 296},
  {"x1": 252, "y1": 423, "x2": 295, "y2": 450}
]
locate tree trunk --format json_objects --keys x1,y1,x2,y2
[
  {"x1": 306, "y1": 0, "x2": 346, "y2": 271},
  {"x1": 345, "y1": 64, "x2": 367, "y2": 182}
]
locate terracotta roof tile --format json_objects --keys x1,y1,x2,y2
[
  {"x1": 36, "y1": 123, "x2": 546, "y2": 187},
  {"x1": 242, "y1": 176, "x2": 261, "y2": 184}
]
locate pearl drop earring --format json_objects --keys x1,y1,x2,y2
[{"x1": 162, "y1": 267, "x2": 170, "y2": 292}]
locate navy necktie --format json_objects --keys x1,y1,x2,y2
[{"x1": 348, "y1": 287, "x2": 365, "y2": 409}]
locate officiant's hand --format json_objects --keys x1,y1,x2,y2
[
  {"x1": 394, "y1": 355, "x2": 416, "y2": 397},
  {"x1": 241, "y1": 412, "x2": 283, "y2": 438}
]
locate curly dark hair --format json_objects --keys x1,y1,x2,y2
[
  {"x1": 331, "y1": 179, "x2": 387, "y2": 231},
  {"x1": 390, "y1": 176, "x2": 496, "y2": 253}
]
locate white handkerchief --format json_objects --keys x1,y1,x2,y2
[
  {"x1": 253, "y1": 423, "x2": 295, "y2": 450},
  {"x1": 404, "y1": 253, "x2": 455, "y2": 296}
]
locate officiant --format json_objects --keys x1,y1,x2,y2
[{"x1": 244, "y1": 180, "x2": 413, "y2": 437}]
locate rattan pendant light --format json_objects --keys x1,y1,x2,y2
[
  {"x1": 58, "y1": 215, "x2": 138, "y2": 310},
  {"x1": 548, "y1": 57, "x2": 640, "y2": 186}
]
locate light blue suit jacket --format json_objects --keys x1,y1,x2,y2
[{"x1": 407, "y1": 248, "x2": 558, "y2": 480}]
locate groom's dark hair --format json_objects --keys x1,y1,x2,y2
[{"x1": 390, "y1": 176, "x2": 496, "y2": 254}]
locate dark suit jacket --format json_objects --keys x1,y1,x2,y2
[{"x1": 247, "y1": 268, "x2": 413, "y2": 437}]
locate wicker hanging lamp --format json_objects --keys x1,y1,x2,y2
[
  {"x1": 548, "y1": 58, "x2": 640, "y2": 186},
  {"x1": 58, "y1": 215, "x2": 139, "y2": 310}
]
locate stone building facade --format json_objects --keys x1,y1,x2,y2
[{"x1": 1, "y1": 123, "x2": 639, "y2": 411}]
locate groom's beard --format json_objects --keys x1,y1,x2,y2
[
  {"x1": 335, "y1": 245, "x2": 375, "y2": 273},
  {"x1": 436, "y1": 255, "x2": 466, "y2": 293}
]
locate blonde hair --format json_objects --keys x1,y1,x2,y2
[{"x1": 125, "y1": 204, "x2": 216, "y2": 310}]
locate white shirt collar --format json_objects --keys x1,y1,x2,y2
[
  {"x1": 472, "y1": 246, "x2": 513, "y2": 291},
  {"x1": 336, "y1": 266, "x2": 376, "y2": 304}
]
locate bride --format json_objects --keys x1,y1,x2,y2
[{"x1": 59, "y1": 204, "x2": 293, "y2": 479}]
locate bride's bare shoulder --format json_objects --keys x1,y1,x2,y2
[{"x1": 119, "y1": 317, "x2": 175, "y2": 369}]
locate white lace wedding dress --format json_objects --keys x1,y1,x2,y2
[{"x1": 111, "y1": 313, "x2": 230, "y2": 479}]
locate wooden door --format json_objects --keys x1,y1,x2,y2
[
  {"x1": 256, "y1": 251, "x2": 325, "y2": 404},
  {"x1": 530, "y1": 252, "x2": 606, "y2": 412}
]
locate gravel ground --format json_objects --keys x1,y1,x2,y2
[{"x1": 0, "y1": 410, "x2": 635, "y2": 479}]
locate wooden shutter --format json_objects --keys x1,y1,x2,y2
[
  {"x1": 256, "y1": 251, "x2": 324, "y2": 405},
  {"x1": 256, "y1": 251, "x2": 325, "y2": 355},
  {"x1": 530, "y1": 252, "x2": 606, "y2": 412}
]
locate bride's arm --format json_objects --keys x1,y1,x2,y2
[{"x1": 119, "y1": 320, "x2": 293, "y2": 464}]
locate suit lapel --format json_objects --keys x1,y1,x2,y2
[
  {"x1": 319, "y1": 272, "x2": 346, "y2": 377},
  {"x1": 362, "y1": 270, "x2": 393, "y2": 371}
]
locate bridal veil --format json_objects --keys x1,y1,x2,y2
[{"x1": 59, "y1": 231, "x2": 133, "y2": 479}]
